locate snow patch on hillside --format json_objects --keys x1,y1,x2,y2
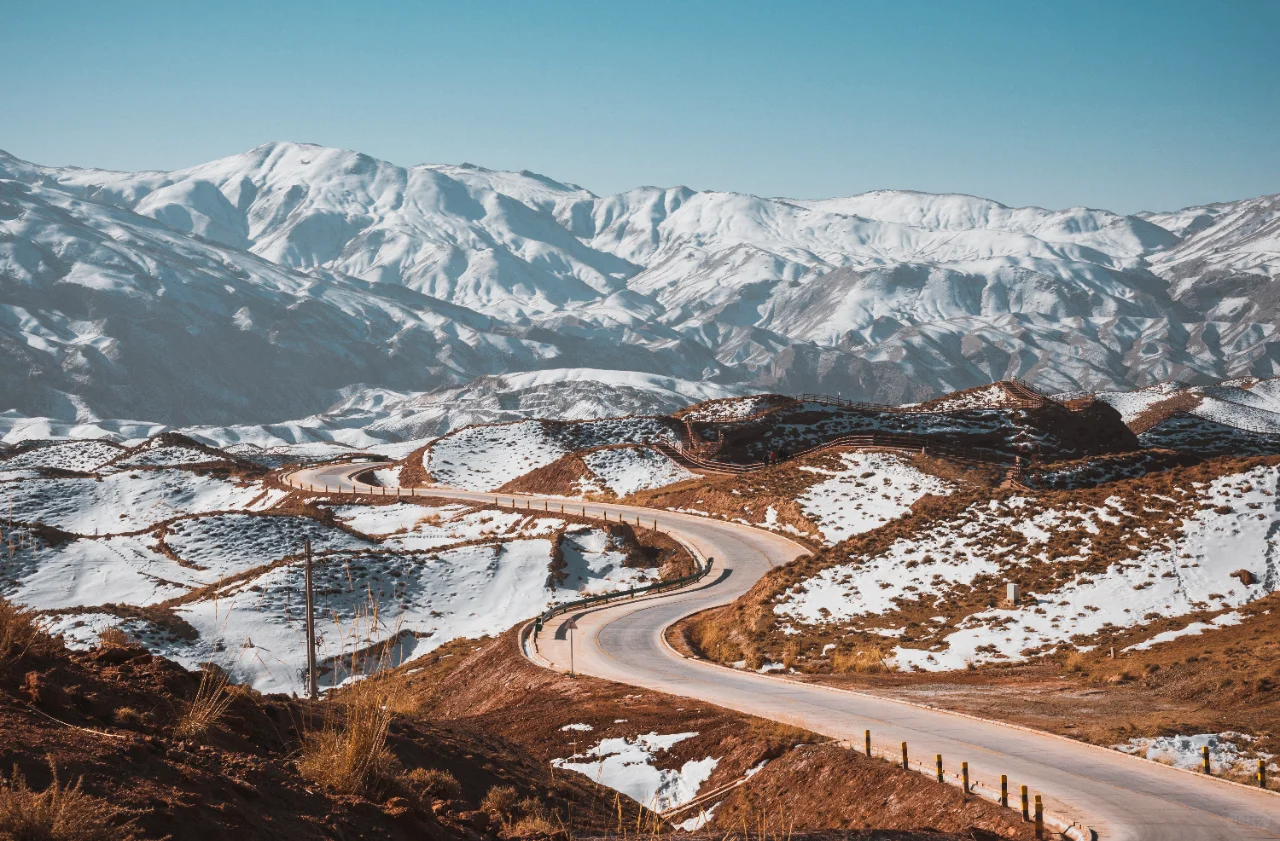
[
  {"x1": 1115, "y1": 732, "x2": 1273, "y2": 774},
  {"x1": 776, "y1": 466, "x2": 1279, "y2": 670},
  {"x1": 428, "y1": 423, "x2": 567, "y2": 490},
  {"x1": 427, "y1": 417, "x2": 681, "y2": 491},
  {"x1": 553, "y1": 732, "x2": 717, "y2": 813},
  {"x1": 796, "y1": 452, "x2": 953, "y2": 544},
  {"x1": 0, "y1": 440, "x2": 125, "y2": 472},
  {"x1": 3, "y1": 470, "x2": 284, "y2": 535},
  {"x1": 581, "y1": 447, "x2": 696, "y2": 497}
]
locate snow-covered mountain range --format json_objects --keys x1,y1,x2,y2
[{"x1": 2, "y1": 141, "x2": 1278, "y2": 432}]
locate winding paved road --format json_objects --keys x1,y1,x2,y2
[{"x1": 286, "y1": 461, "x2": 1280, "y2": 840}]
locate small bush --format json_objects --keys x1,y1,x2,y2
[
  {"x1": 112, "y1": 707, "x2": 146, "y2": 729},
  {"x1": 0, "y1": 597, "x2": 51, "y2": 660},
  {"x1": 1062, "y1": 649, "x2": 1088, "y2": 674},
  {"x1": 0, "y1": 760, "x2": 138, "y2": 841},
  {"x1": 404, "y1": 767, "x2": 461, "y2": 801},
  {"x1": 97, "y1": 628, "x2": 130, "y2": 648},
  {"x1": 481, "y1": 784, "x2": 519, "y2": 818},
  {"x1": 510, "y1": 798, "x2": 562, "y2": 837},
  {"x1": 174, "y1": 666, "x2": 234, "y2": 741},
  {"x1": 832, "y1": 647, "x2": 888, "y2": 674},
  {"x1": 297, "y1": 688, "x2": 401, "y2": 799}
]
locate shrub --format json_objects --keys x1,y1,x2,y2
[
  {"x1": 404, "y1": 767, "x2": 461, "y2": 801},
  {"x1": 832, "y1": 647, "x2": 889, "y2": 674},
  {"x1": 510, "y1": 798, "x2": 562, "y2": 837},
  {"x1": 0, "y1": 760, "x2": 137, "y2": 841},
  {"x1": 481, "y1": 785, "x2": 519, "y2": 819},
  {"x1": 174, "y1": 666, "x2": 234, "y2": 741},
  {"x1": 0, "y1": 597, "x2": 51, "y2": 660},
  {"x1": 97, "y1": 628, "x2": 130, "y2": 648},
  {"x1": 297, "y1": 687, "x2": 401, "y2": 799},
  {"x1": 112, "y1": 707, "x2": 146, "y2": 729}
]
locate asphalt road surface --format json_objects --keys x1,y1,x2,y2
[{"x1": 285, "y1": 461, "x2": 1280, "y2": 840}]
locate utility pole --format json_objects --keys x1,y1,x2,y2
[
  {"x1": 566, "y1": 616, "x2": 576, "y2": 678},
  {"x1": 304, "y1": 538, "x2": 318, "y2": 700}
]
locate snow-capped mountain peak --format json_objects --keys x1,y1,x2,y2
[{"x1": 2, "y1": 142, "x2": 1279, "y2": 428}]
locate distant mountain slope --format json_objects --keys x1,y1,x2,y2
[{"x1": 3, "y1": 142, "x2": 1279, "y2": 425}]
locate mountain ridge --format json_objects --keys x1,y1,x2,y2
[{"x1": 2, "y1": 141, "x2": 1278, "y2": 427}]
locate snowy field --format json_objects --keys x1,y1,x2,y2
[
  {"x1": 0, "y1": 440, "x2": 125, "y2": 472},
  {"x1": 580, "y1": 446, "x2": 696, "y2": 498},
  {"x1": 774, "y1": 464, "x2": 1280, "y2": 670},
  {"x1": 427, "y1": 417, "x2": 681, "y2": 491},
  {"x1": 680, "y1": 395, "x2": 787, "y2": 422},
  {"x1": 795, "y1": 452, "x2": 953, "y2": 544},
  {"x1": 1, "y1": 456, "x2": 668, "y2": 695},
  {"x1": 2, "y1": 469, "x2": 285, "y2": 534}
]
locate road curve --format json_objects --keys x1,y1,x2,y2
[{"x1": 285, "y1": 462, "x2": 1280, "y2": 841}]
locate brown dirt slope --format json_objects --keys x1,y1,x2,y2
[
  {"x1": 678, "y1": 455, "x2": 1280, "y2": 674},
  {"x1": 389, "y1": 630, "x2": 1035, "y2": 839},
  {"x1": 498, "y1": 453, "x2": 596, "y2": 497},
  {"x1": 0, "y1": 609, "x2": 653, "y2": 841}
]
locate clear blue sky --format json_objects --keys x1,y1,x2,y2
[{"x1": 3, "y1": 0, "x2": 1277, "y2": 213}]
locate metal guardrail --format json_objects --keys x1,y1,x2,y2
[{"x1": 532, "y1": 549, "x2": 714, "y2": 633}]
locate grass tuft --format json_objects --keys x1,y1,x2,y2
[
  {"x1": 0, "y1": 597, "x2": 52, "y2": 660},
  {"x1": 481, "y1": 784, "x2": 519, "y2": 819},
  {"x1": 297, "y1": 682, "x2": 401, "y2": 799},
  {"x1": 832, "y1": 647, "x2": 890, "y2": 674},
  {"x1": 403, "y1": 767, "x2": 461, "y2": 801},
  {"x1": 0, "y1": 760, "x2": 138, "y2": 841},
  {"x1": 174, "y1": 665, "x2": 234, "y2": 741},
  {"x1": 96, "y1": 627, "x2": 129, "y2": 648}
]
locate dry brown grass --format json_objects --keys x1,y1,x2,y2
[
  {"x1": 0, "y1": 597, "x2": 52, "y2": 660},
  {"x1": 297, "y1": 676, "x2": 402, "y2": 800},
  {"x1": 509, "y1": 797, "x2": 564, "y2": 837},
  {"x1": 481, "y1": 784, "x2": 519, "y2": 818},
  {"x1": 832, "y1": 647, "x2": 890, "y2": 674},
  {"x1": 403, "y1": 767, "x2": 461, "y2": 801},
  {"x1": 96, "y1": 627, "x2": 129, "y2": 648},
  {"x1": 173, "y1": 665, "x2": 234, "y2": 741},
  {"x1": 1061, "y1": 649, "x2": 1089, "y2": 674},
  {"x1": 111, "y1": 707, "x2": 146, "y2": 729},
  {"x1": 0, "y1": 760, "x2": 137, "y2": 841}
]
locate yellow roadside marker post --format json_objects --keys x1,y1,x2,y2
[
  {"x1": 1034, "y1": 795, "x2": 1043, "y2": 839},
  {"x1": 961, "y1": 761, "x2": 969, "y2": 795},
  {"x1": 864, "y1": 730, "x2": 871, "y2": 757},
  {"x1": 901, "y1": 741, "x2": 908, "y2": 770},
  {"x1": 935, "y1": 754, "x2": 943, "y2": 783},
  {"x1": 1020, "y1": 786, "x2": 1029, "y2": 821},
  {"x1": 1000, "y1": 774, "x2": 1008, "y2": 807}
]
